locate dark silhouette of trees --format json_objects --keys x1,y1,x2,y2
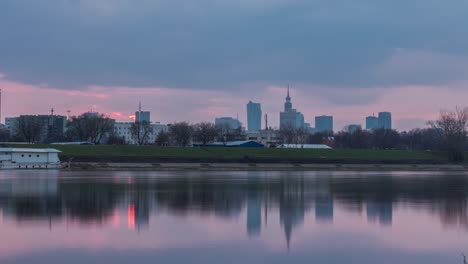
[
  {"x1": 279, "y1": 124, "x2": 296, "y2": 144},
  {"x1": 216, "y1": 123, "x2": 244, "y2": 143},
  {"x1": 66, "y1": 113, "x2": 115, "y2": 144},
  {"x1": 155, "y1": 130, "x2": 171, "y2": 146},
  {"x1": 334, "y1": 129, "x2": 372, "y2": 149},
  {"x1": 193, "y1": 122, "x2": 219, "y2": 145},
  {"x1": 169, "y1": 122, "x2": 193, "y2": 147},
  {"x1": 130, "y1": 121, "x2": 153, "y2": 145},
  {"x1": 371, "y1": 128, "x2": 400, "y2": 149},
  {"x1": 15, "y1": 116, "x2": 43, "y2": 143},
  {"x1": 429, "y1": 107, "x2": 468, "y2": 162}
]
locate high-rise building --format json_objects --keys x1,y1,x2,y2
[
  {"x1": 315, "y1": 115, "x2": 333, "y2": 133},
  {"x1": 378, "y1": 112, "x2": 392, "y2": 129},
  {"x1": 215, "y1": 117, "x2": 242, "y2": 130},
  {"x1": 135, "y1": 103, "x2": 151, "y2": 123},
  {"x1": 366, "y1": 116, "x2": 379, "y2": 130},
  {"x1": 280, "y1": 87, "x2": 305, "y2": 129},
  {"x1": 247, "y1": 101, "x2": 262, "y2": 131}
]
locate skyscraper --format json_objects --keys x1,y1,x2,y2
[
  {"x1": 279, "y1": 86, "x2": 305, "y2": 129},
  {"x1": 366, "y1": 116, "x2": 378, "y2": 130},
  {"x1": 315, "y1": 115, "x2": 333, "y2": 133},
  {"x1": 135, "y1": 103, "x2": 150, "y2": 123},
  {"x1": 378, "y1": 112, "x2": 392, "y2": 129},
  {"x1": 247, "y1": 101, "x2": 262, "y2": 131}
]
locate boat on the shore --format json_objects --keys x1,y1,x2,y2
[{"x1": 0, "y1": 148, "x2": 62, "y2": 169}]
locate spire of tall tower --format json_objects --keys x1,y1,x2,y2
[
  {"x1": 139, "y1": 101, "x2": 142, "y2": 112},
  {"x1": 284, "y1": 85, "x2": 292, "y2": 112}
]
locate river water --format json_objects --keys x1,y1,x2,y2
[{"x1": 0, "y1": 170, "x2": 467, "y2": 264}]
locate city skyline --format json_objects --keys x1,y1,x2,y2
[{"x1": 1, "y1": 83, "x2": 430, "y2": 132}]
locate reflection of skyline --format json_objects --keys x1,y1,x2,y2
[
  {"x1": 367, "y1": 200, "x2": 392, "y2": 226},
  {"x1": 247, "y1": 196, "x2": 261, "y2": 237},
  {"x1": 0, "y1": 173, "x2": 467, "y2": 250}
]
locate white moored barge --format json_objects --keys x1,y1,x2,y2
[{"x1": 0, "y1": 148, "x2": 62, "y2": 169}]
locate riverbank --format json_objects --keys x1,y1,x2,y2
[
  {"x1": 8, "y1": 144, "x2": 451, "y2": 163},
  {"x1": 66, "y1": 162, "x2": 468, "y2": 171}
]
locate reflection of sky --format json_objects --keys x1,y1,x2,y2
[
  {"x1": 0, "y1": 171, "x2": 467, "y2": 264},
  {"x1": 0, "y1": 202, "x2": 467, "y2": 263}
]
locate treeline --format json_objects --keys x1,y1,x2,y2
[{"x1": 3, "y1": 107, "x2": 468, "y2": 161}]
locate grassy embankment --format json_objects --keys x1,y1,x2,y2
[{"x1": 7, "y1": 144, "x2": 449, "y2": 164}]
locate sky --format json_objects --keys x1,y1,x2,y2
[{"x1": 1, "y1": 0, "x2": 468, "y2": 131}]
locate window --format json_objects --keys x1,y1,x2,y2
[
  {"x1": 21, "y1": 154, "x2": 24, "y2": 157},
  {"x1": 37, "y1": 155, "x2": 40, "y2": 157},
  {"x1": 28, "y1": 155, "x2": 32, "y2": 158}
]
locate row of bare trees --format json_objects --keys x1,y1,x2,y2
[
  {"x1": 121, "y1": 121, "x2": 242, "y2": 147},
  {"x1": 66, "y1": 113, "x2": 115, "y2": 144}
]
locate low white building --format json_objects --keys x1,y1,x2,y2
[
  {"x1": 277, "y1": 144, "x2": 332, "y2": 149},
  {"x1": 114, "y1": 122, "x2": 168, "y2": 145},
  {"x1": 246, "y1": 130, "x2": 281, "y2": 147},
  {"x1": 0, "y1": 148, "x2": 62, "y2": 169}
]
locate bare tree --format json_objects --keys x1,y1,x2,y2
[
  {"x1": 279, "y1": 124, "x2": 297, "y2": 144},
  {"x1": 130, "y1": 121, "x2": 154, "y2": 145},
  {"x1": 67, "y1": 113, "x2": 115, "y2": 144},
  {"x1": 371, "y1": 128, "x2": 400, "y2": 149},
  {"x1": 429, "y1": 107, "x2": 468, "y2": 162},
  {"x1": 169, "y1": 122, "x2": 193, "y2": 147},
  {"x1": 16, "y1": 116, "x2": 43, "y2": 143},
  {"x1": 193, "y1": 122, "x2": 219, "y2": 145},
  {"x1": 155, "y1": 130, "x2": 171, "y2": 146}
]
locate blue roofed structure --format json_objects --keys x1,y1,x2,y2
[{"x1": 194, "y1": 140, "x2": 264, "y2": 148}]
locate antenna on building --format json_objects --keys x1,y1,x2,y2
[
  {"x1": 139, "y1": 101, "x2": 142, "y2": 112},
  {"x1": 67, "y1": 110, "x2": 71, "y2": 120},
  {"x1": 287, "y1": 84, "x2": 290, "y2": 97},
  {"x1": 51, "y1": 108, "x2": 54, "y2": 116}
]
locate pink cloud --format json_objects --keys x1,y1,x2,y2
[{"x1": 1, "y1": 73, "x2": 467, "y2": 130}]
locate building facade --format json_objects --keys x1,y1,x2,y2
[
  {"x1": 114, "y1": 122, "x2": 168, "y2": 145},
  {"x1": 215, "y1": 117, "x2": 242, "y2": 130},
  {"x1": 245, "y1": 130, "x2": 281, "y2": 147},
  {"x1": 366, "y1": 116, "x2": 379, "y2": 130},
  {"x1": 135, "y1": 111, "x2": 151, "y2": 123},
  {"x1": 6, "y1": 115, "x2": 67, "y2": 143},
  {"x1": 279, "y1": 87, "x2": 305, "y2": 129},
  {"x1": 378, "y1": 112, "x2": 392, "y2": 129},
  {"x1": 315, "y1": 115, "x2": 333, "y2": 133},
  {"x1": 247, "y1": 101, "x2": 262, "y2": 131}
]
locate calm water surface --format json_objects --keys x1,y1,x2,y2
[{"x1": 0, "y1": 170, "x2": 467, "y2": 264}]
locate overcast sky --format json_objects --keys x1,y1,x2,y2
[{"x1": 1, "y1": 0, "x2": 468, "y2": 130}]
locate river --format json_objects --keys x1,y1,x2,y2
[{"x1": 0, "y1": 170, "x2": 467, "y2": 264}]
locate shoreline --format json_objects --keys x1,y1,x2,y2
[{"x1": 67, "y1": 162, "x2": 468, "y2": 171}]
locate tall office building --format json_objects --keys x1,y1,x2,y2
[
  {"x1": 378, "y1": 112, "x2": 392, "y2": 129},
  {"x1": 315, "y1": 115, "x2": 333, "y2": 133},
  {"x1": 279, "y1": 87, "x2": 305, "y2": 129},
  {"x1": 135, "y1": 103, "x2": 151, "y2": 123},
  {"x1": 247, "y1": 101, "x2": 262, "y2": 131},
  {"x1": 366, "y1": 116, "x2": 379, "y2": 130}
]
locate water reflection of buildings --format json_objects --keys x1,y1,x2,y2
[
  {"x1": 315, "y1": 194, "x2": 333, "y2": 222},
  {"x1": 366, "y1": 200, "x2": 392, "y2": 226},
  {"x1": 0, "y1": 173, "x2": 468, "y2": 246},
  {"x1": 247, "y1": 196, "x2": 262, "y2": 237}
]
